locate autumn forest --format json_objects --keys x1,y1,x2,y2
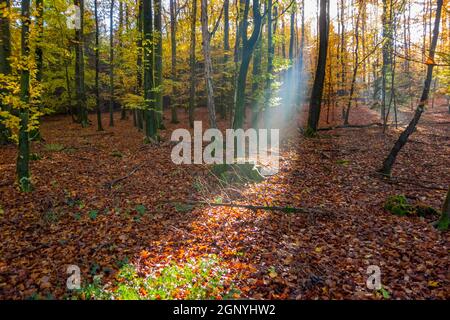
[{"x1": 0, "y1": 0, "x2": 449, "y2": 301}]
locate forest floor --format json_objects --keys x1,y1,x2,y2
[{"x1": 0, "y1": 103, "x2": 449, "y2": 300}]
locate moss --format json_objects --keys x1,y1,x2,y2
[
  {"x1": 384, "y1": 195, "x2": 412, "y2": 216},
  {"x1": 385, "y1": 195, "x2": 440, "y2": 219}
]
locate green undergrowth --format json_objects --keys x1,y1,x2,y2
[{"x1": 73, "y1": 255, "x2": 238, "y2": 300}]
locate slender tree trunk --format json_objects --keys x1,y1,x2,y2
[
  {"x1": 233, "y1": 0, "x2": 262, "y2": 130},
  {"x1": 0, "y1": 0, "x2": 12, "y2": 144},
  {"x1": 344, "y1": 3, "x2": 361, "y2": 125},
  {"x1": 17, "y1": 0, "x2": 31, "y2": 192},
  {"x1": 170, "y1": 0, "x2": 179, "y2": 123},
  {"x1": 94, "y1": 0, "x2": 103, "y2": 131},
  {"x1": 201, "y1": 0, "x2": 217, "y2": 128},
  {"x1": 264, "y1": 0, "x2": 274, "y2": 128},
  {"x1": 74, "y1": 0, "x2": 88, "y2": 127},
  {"x1": 189, "y1": 0, "x2": 197, "y2": 128},
  {"x1": 381, "y1": 0, "x2": 393, "y2": 128},
  {"x1": 306, "y1": 0, "x2": 329, "y2": 133},
  {"x1": 154, "y1": 0, "x2": 163, "y2": 128},
  {"x1": 251, "y1": 30, "x2": 262, "y2": 128},
  {"x1": 219, "y1": 0, "x2": 230, "y2": 119},
  {"x1": 143, "y1": 0, "x2": 157, "y2": 139},
  {"x1": 136, "y1": 0, "x2": 143, "y2": 130},
  {"x1": 35, "y1": 0, "x2": 43, "y2": 83},
  {"x1": 109, "y1": 0, "x2": 115, "y2": 127},
  {"x1": 289, "y1": 6, "x2": 295, "y2": 62},
  {"x1": 339, "y1": 0, "x2": 345, "y2": 112},
  {"x1": 297, "y1": 0, "x2": 305, "y2": 105},
  {"x1": 379, "y1": 0, "x2": 443, "y2": 176}
]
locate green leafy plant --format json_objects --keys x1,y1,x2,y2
[
  {"x1": 77, "y1": 255, "x2": 237, "y2": 300},
  {"x1": 88, "y1": 210, "x2": 99, "y2": 220}
]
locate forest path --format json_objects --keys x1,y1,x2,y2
[{"x1": 0, "y1": 104, "x2": 448, "y2": 299}]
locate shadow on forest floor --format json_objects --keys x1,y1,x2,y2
[{"x1": 0, "y1": 103, "x2": 448, "y2": 299}]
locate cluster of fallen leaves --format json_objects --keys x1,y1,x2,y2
[{"x1": 0, "y1": 103, "x2": 448, "y2": 300}]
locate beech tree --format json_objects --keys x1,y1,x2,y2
[{"x1": 306, "y1": 0, "x2": 330, "y2": 133}]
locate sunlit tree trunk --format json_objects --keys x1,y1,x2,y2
[
  {"x1": 17, "y1": 0, "x2": 31, "y2": 192},
  {"x1": 201, "y1": 0, "x2": 217, "y2": 128},
  {"x1": 170, "y1": 0, "x2": 179, "y2": 123},
  {"x1": 344, "y1": 1, "x2": 361, "y2": 125},
  {"x1": 264, "y1": 0, "x2": 274, "y2": 128},
  {"x1": 189, "y1": 0, "x2": 197, "y2": 128},
  {"x1": 143, "y1": 0, "x2": 157, "y2": 139},
  {"x1": 251, "y1": 28, "x2": 262, "y2": 128},
  {"x1": 380, "y1": 0, "x2": 443, "y2": 176}
]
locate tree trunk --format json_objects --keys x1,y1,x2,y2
[
  {"x1": 74, "y1": 0, "x2": 88, "y2": 127},
  {"x1": 35, "y1": 0, "x2": 43, "y2": 83},
  {"x1": 109, "y1": 0, "x2": 115, "y2": 127},
  {"x1": 94, "y1": 0, "x2": 103, "y2": 131},
  {"x1": 154, "y1": 0, "x2": 163, "y2": 128},
  {"x1": 379, "y1": 0, "x2": 443, "y2": 176},
  {"x1": 143, "y1": 0, "x2": 157, "y2": 139},
  {"x1": 201, "y1": 0, "x2": 217, "y2": 128},
  {"x1": 170, "y1": 0, "x2": 179, "y2": 123},
  {"x1": 436, "y1": 186, "x2": 450, "y2": 230},
  {"x1": 306, "y1": 0, "x2": 329, "y2": 133},
  {"x1": 381, "y1": 0, "x2": 393, "y2": 128},
  {"x1": 17, "y1": 0, "x2": 31, "y2": 192},
  {"x1": 251, "y1": 30, "x2": 262, "y2": 128},
  {"x1": 0, "y1": 0, "x2": 12, "y2": 144},
  {"x1": 289, "y1": 7, "x2": 295, "y2": 62},
  {"x1": 136, "y1": 0, "x2": 143, "y2": 131},
  {"x1": 344, "y1": 2, "x2": 361, "y2": 125},
  {"x1": 264, "y1": 0, "x2": 274, "y2": 128},
  {"x1": 188, "y1": 0, "x2": 197, "y2": 128},
  {"x1": 233, "y1": 0, "x2": 262, "y2": 130}
]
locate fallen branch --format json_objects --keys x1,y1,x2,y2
[
  {"x1": 318, "y1": 123, "x2": 383, "y2": 131},
  {"x1": 164, "y1": 200, "x2": 333, "y2": 216},
  {"x1": 80, "y1": 131, "x2": 114, "y2": 138},
  {"x1": 105, "y1": 164, "x2": 146, "y2": 189}
]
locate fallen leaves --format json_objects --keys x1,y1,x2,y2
[{"x1": 0, "y1": 105, "x2": 449, "y2": 300}]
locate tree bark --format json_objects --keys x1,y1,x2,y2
[
  {"x1": 201, "y1": 0, "x2": 217, "y2": 128},
  {"x1": 437, "y1": 186, "x2": 450, "y2": 230},
  {"x1": 143, "y1": 0, "x2": 157, "y2": 139},
  {"x1": 109, "y1": 0, "x2": 115, "y2": 127},
  {"x1": 94, "y1": 0, "x2": 103, "y2": 131},
  {"x1": 306, "y1": 0, "x2": 329, "y2": 133},
  {"x1": 17, "y1": 0, "x2": 31, "y2": 192},
  {"x1": 0, "y1": 0, "x2": 12, "y2": 144},
  {"x1": 379, "y1": 0, "x2": 443, "y2": 176},
  {"x1": 154, "y1": 0, "x2": 163, "y2": 128},
  {"x1": 170, "y1": 0, "x2": 179, "y2": 123},
  {"x1": 74, "y1": 0, "x2": 88, "y2": 127},
  {"x1": 232, "y1": 0, "x2": 262, "y2": 130},
  {"x1": 344, "y1": 2, "x2": 361, "y2": 125},
  {"x1": 188, "y1": 0, "x2": 197, "y2": 128},
  {"x1": 136, "y1": 0, "x2": 144, "y2": 131}
]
